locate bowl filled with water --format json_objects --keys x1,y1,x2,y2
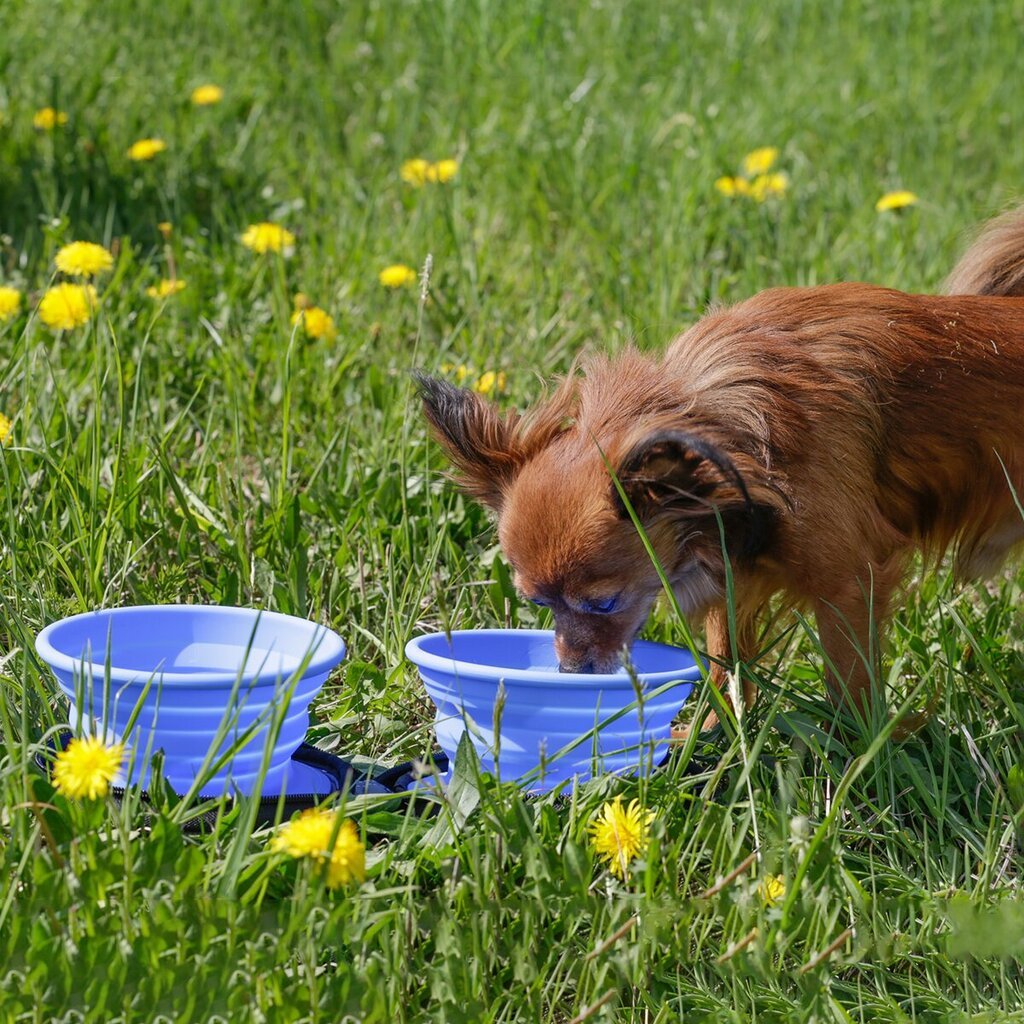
[{"x1": 405, "y1": 628, "x2": 702, "y2": 792}]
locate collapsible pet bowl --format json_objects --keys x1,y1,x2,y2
[
  {"x1": 35, "y1": 605, "x2": 346, "y2": 796},
  {"x1": 405, "y1": 629, "x2": 702, "y2": 793}
]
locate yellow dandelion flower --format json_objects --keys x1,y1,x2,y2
[
  {"x1": 271, "y1": 809, "x2": 366, "y2": 888},
  {"x1": 127, "y1": 138, "x2": 167, "y2": 162},
  {"x1": 324, "y1": 820, "x2": 366, "y2": 887},
  {"x1": 0, "y1": 286, "x2": 22, "y2": 323},
  {"x1": 875, "y1": 190, "x2": 919, "y2": 213},
  {"x1": 34, "y1": 107, "x2": 69, "y2": 130},
  {"x1": 759, "y1": 874, "x2": 786, "y2": 906},
  {"x1": 426, "y1": 158, "x2": 459, "y2": 183},
  {"x1": 749, "y1": 172, "x2": 789, "y2": 202},
  {"x1": 52, "y1": 736, "x2": 125, "y2": 800},
  {"x1": 742, "y1": 146, "x2": 779, "y2": 177},
  {"x1": 290, "y1": 305, "x2": 337, "y2": 341},
  {"x1": 54, "y1": 241, "x2": 113, "y2": 278},
  {"x1": 715, "y1": 175, "x2": 751, "y2": 198},
  {"x1": 400, "y1": 158, "x2": 431, "y2": 187},
  {"x1": 379, "y1": 264, "x2": 417, "y2": 288},
  {"x1": 472, "y1": 370, "x2": 506, "y2": 396},
  {"x1": 588, "y1": 797, "x2": 654, "y2": 879},
  {"x1": 38, "y1": 283, "x2": 98, "y2": 330},
  {"x1": 146, "y1": 279, "x2": 187, "y2": 299},
  {"x1": 157, "y1": 221, "x2": 173, "y2": 239},
  {"x1": 191, "y1": 84, "x2": 224, "y2": 106},
  {"x1": 271, "y1": 808, "x2": 335, "y2": 858},
  {"x1": 0, "y1": 412, "x2": 12, "y2": 444},
  {"x1": 240, "y1": 222, "x2": 296, "y2": 255}
]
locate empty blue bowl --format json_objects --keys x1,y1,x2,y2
[
  {"x1": 405, "y1": 629, "x2": 702, "y2": 792},
  {"x1": 35, "y1": 605, "x2": 346, "y2": 796}
]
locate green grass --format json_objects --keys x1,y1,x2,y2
[{"x1": 2, "y1": 0, "x2": 1024, "y2": 1020}]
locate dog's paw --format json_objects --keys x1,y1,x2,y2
[{"x1": 670, "y1": 710, "x2": 724, "y2": 742}]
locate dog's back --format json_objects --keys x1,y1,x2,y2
[{"x1": 662, "y1": 212, "x2": 1024, "y2": 591}]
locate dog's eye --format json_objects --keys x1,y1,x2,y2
[
  {"x1": 583, "y1": 595, "x2": 619, "y2": 615},
  {"x1": 528, "y1": 596, "x2": 550, "y2": 608}
]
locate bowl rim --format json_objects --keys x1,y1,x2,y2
[
  {"x1": 36, "y1": 604, "x2": 346, "y2": 687},
  {"x1": 405, "y1": 628, "x2": 704, "y2": 687}
]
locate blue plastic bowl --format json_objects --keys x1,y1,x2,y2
[
  {"x1": 405, "y1": 629, "x2": 701, "y2": 792},
  {"x1": 35, "y1": 605, "x2": 346, "y2": 796}
]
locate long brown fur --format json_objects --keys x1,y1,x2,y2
[{"x1": 415, "y1": 205, "x2": 1024, "y2": 730}]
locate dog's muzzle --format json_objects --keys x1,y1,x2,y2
[{"x1": 558, "y1": 660, "x2": 595, "y2": 675}]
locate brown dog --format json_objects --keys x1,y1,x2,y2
[{"x1": 415, "y1": 205, "x2": 1024, "y2": 730}]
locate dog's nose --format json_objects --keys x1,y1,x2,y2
[{"x1": 559, "y1": 660, "x2": 594, "y2": 674}]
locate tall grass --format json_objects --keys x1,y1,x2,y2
[{"x1": 2, "y1": 1, "x2": 1023, "y2": 1020}]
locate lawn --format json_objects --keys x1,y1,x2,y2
[{"x1": 2, "y1": 0, "x2": 1023, "y2": 1021}]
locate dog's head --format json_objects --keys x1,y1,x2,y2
[{"x1": 415, "y1": 365, "x2": 778, "y2": 672}]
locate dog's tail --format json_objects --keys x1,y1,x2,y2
[{"x1": 945, "y1": 204, "x2": 1024, "y2": 296}]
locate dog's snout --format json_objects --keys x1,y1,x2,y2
[
  {"x1": 559, "y1": 660, "x2": 595, "y2": 675},
  {"x1": 554, "y1": 622, "x2": 625, "y2": 674}
]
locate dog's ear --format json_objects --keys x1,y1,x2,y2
[
  {"x1": 615, "y1": 429, "x2": 777, "y2": 558},
  {"x1": 413, "y1": 371, "x2": 524, "y2": 510},
  {"x1": 615, "y1": 430, "x2": 721, "y2": 518}
]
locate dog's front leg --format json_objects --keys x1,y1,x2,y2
[
  {"x1": 673, "y1": 604, "x2": 758, "y2": 738},
  {"x1": 812, "y1": 580, "x2": 894, "y2": 722}
]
